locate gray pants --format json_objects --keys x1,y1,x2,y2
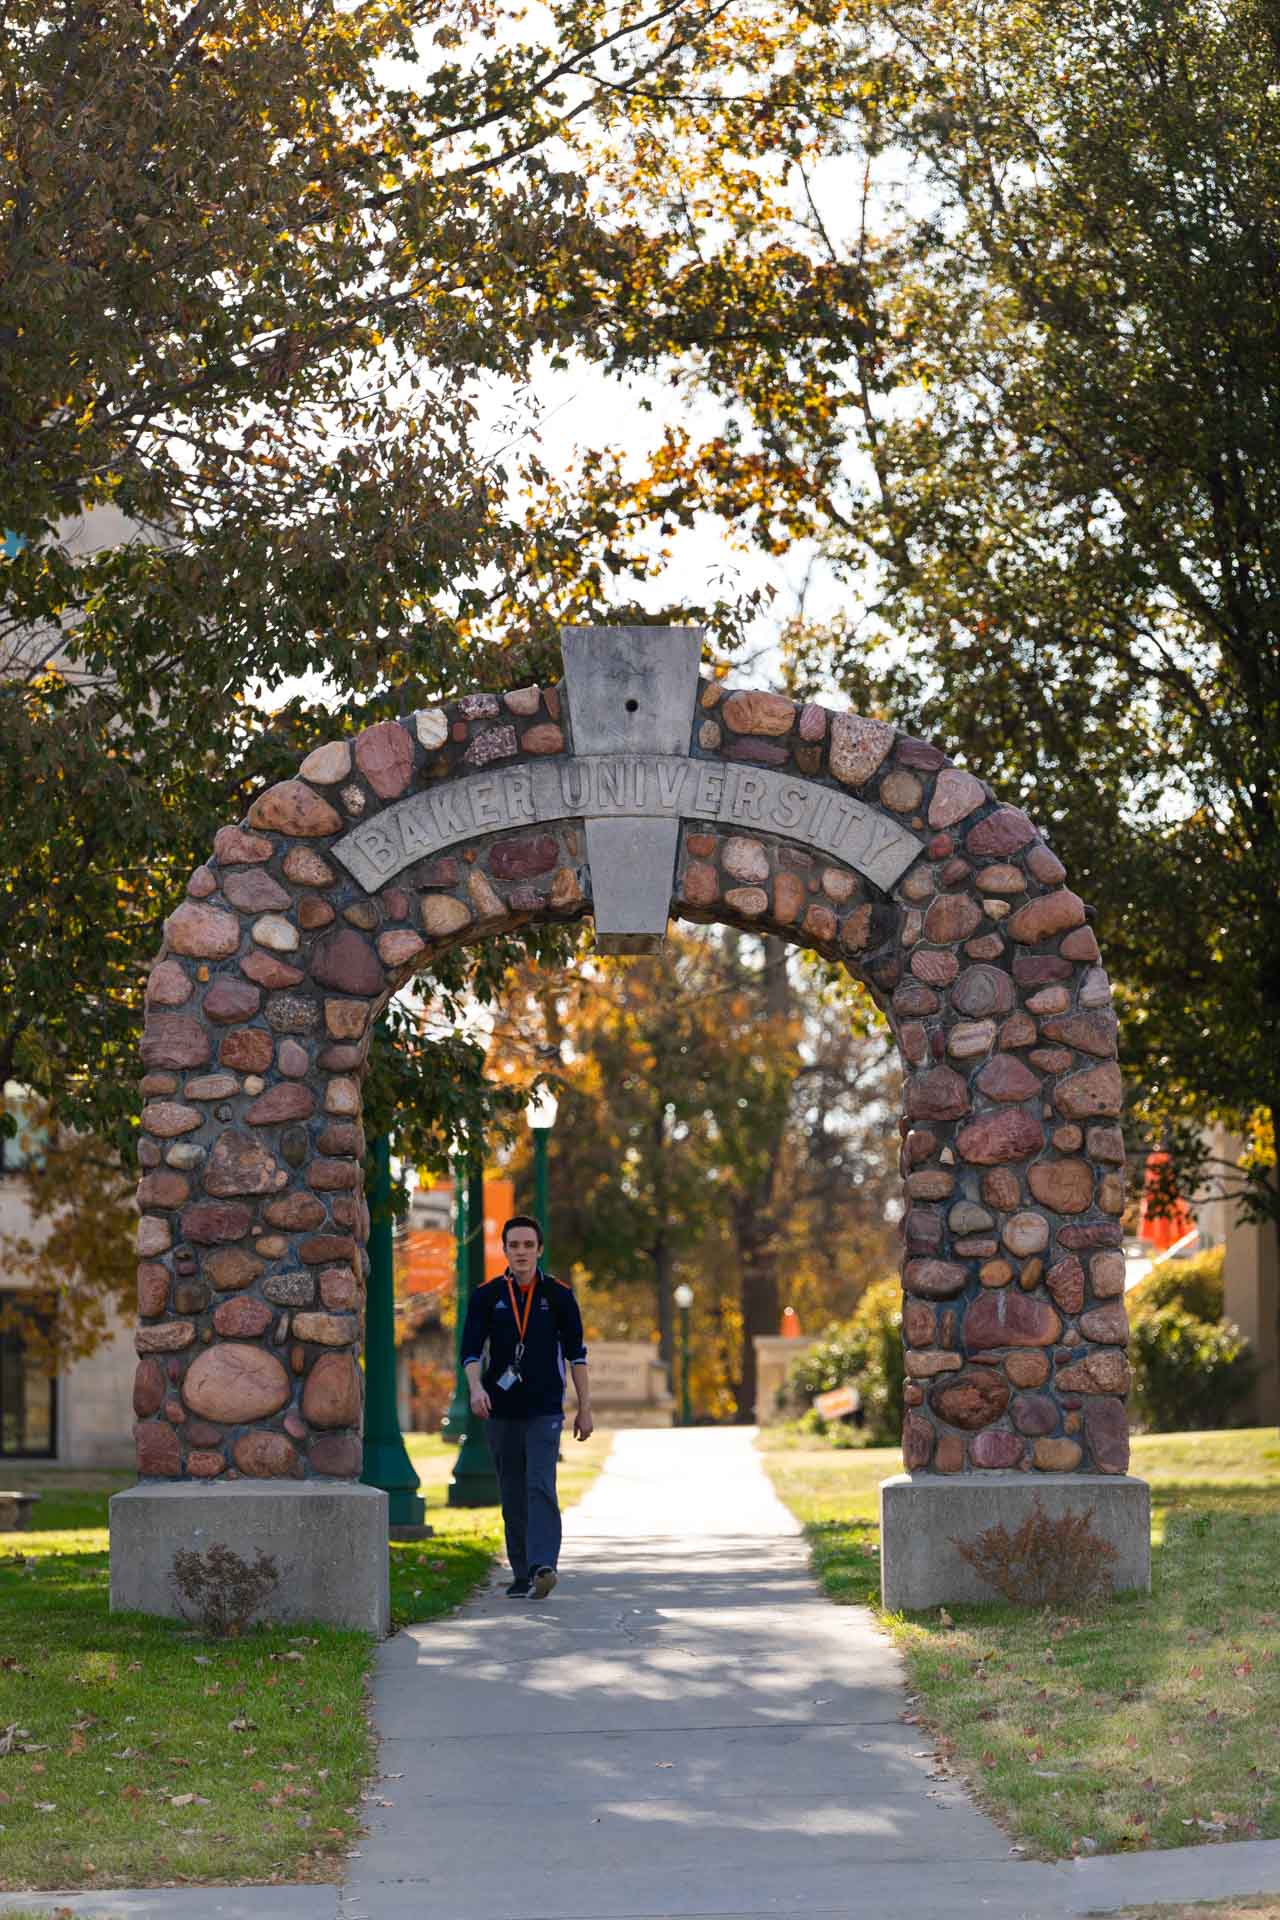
[{"x1": 486, "y1": 1414, "x2": 564, "y2": 1579}]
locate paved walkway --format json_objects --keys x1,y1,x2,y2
[
  {"x1": 5, "y1": 1429, "x2": 1280, "y2": 1918},
  {"x1": 343, "y1": 1428, "x2": 1280, "y2": 1920}
]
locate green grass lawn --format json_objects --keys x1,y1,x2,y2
[
  {"x1": 0, "y1": 1428, "x2": 612, "y2": 1892},
  {"x1": 1109, "y1": 1906, "x2": 1280, "y2": 1920},
  {"x1": 760, "y1": 1426, "x2": 1280, "y2": 1861}
]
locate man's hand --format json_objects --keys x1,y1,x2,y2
[
  {"x1": 470, "y1": 1386, "x2": 492, "y2": 1419},
  {"x1": 573, "y1": 1407, "x2": 594, "y2": 1442}
]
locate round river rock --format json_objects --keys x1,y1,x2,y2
[{"x1": 182, "y1": 1344, "x2": 291, "y2": 1423}]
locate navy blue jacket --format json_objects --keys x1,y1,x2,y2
[{"x1": 460, "y1": 1269, "x2": 588, "y2": 1419}]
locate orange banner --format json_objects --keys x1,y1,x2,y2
[
  {"x1": 1139, "y1": 1151, "x2": 1193, "y2": 1252},
  {"x1": 399, "y1": 1176, "x2": 515, "y2": 1296}
]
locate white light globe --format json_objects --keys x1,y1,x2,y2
[{"x1": 526, "y1": 1086, "x2": 560, "y2": 1131}]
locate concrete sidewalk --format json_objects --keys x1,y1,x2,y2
[
  {"x1": 5, "y1": 1429, "x2": 1279, "y2": 1919},
  {"x1": 343, "y1": 1426, "x2": 1278, "y2": 1920}
]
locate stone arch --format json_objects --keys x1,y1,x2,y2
[{"x1": 119, "y1": 626, "x2": 1144, "y2": 1625}]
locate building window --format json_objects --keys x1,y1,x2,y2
[{"x1": 0, "y1": 1306, "x2": 56, "y2": 1457}]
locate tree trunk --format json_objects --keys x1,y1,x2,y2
[
  {"x1": 734, "y1": 1192, "x2": 781, "y2": 1423},
  {"x1": 1272, "y1": 1105, "x2": 1280, "y2": 1440},
  {"x1": 732, "y1": 936, "x2": 792, "y2": 1421},
  {"x1": 652, "y1": 1227, "x2": 674, "y2": 1374}
]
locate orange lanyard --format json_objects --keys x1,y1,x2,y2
[{"x1": 505, "y1": 1275, "x2": 538, "y2": 1351}]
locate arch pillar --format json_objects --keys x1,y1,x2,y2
[{"x1": 110, "y1": 627, "x2": 1148, "y2": 1630}]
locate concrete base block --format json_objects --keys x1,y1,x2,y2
[
  {"x1": 879, "y1": 1472, "x2": 1150, "y2": 1613},
  {"x1": 109, "y1": 1482, "x2": 390, "y2": 1636}
]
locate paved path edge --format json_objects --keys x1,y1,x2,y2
[{"x1": 0, "y1": 1835, "x2": 1279, "y2": 1920}]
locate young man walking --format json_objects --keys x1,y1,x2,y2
[{"x1": 460, "y1": 1215, "x2": 593, "y2": 1599}]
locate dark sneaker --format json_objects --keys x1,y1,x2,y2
[
  {"x1": 531, "y1": 1565, "x2": 557, "y2": 1600},
  {"x1": 505, "y1": 1577, "x2": 531, "y2": 1598}
]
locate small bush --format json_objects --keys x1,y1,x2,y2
[
  {"x1": 788, "y1": 1324, "x2": 866, "y2": 1401},
  {"x1": 1129, "y1": 1305, "x2": 1256, "y2": 1431},
  {"x1": 786, "y1": 1275, "x2": 904, "y2": 1445},
  {"x1": 954, "y1": 1499, "x2": 1119, "y2": 1609},
  {"x1": 171, "y1": 1541, "x2": 280, "y2": 1637},
  {"x1": 1127, "y1": 1245, "x2": 1224, "y2": 1322}
]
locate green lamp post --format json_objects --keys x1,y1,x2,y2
[
  {"x1": 674, "y1": 1281, "x2": 694, "y2": 1427},
  {"x1": 447, "y1": 1155, "x2": 501, "y2": 1507},
  {"x1": 440, "y1": 1159, "x2": 470, "y2": 1444},
  {"x1": 527, "y1": 1085, "x2": 559, "y2": 1260},
  {"x1": 361, "y1": 1132, "x2": 431, "y2": 1536}
]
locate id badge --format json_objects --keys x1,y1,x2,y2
[{"x1": 496, "y1": 1366, "x2": 520, "y2": 1391}]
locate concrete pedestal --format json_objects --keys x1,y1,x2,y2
[
  {"x1": 879, "y1": 1472, "x2": 1150, "y2": 1613},
  {"x1": 110, "y1": 1482, "x2": 390, "y2": 1635},
  {"x1": 753, "y1": 1334, "x2": 816, "y2": 1425}
]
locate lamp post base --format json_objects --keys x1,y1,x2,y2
[
  {"x1": 447, "y1": 1424, "x2": 500, "y2": 1506},
  {"x1": 362, "y1": 1434, "x2": 432, "y2": 1536}
]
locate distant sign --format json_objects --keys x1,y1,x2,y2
[{"x1": 814, "y1": 1383, "x2": 861, "y2": 1421}]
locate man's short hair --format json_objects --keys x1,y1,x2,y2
[{"x1": 502, "y1": 1213, "x2": 544, "y2": 1249}]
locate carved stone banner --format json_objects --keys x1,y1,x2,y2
[{"x1": 333, "y1": 753, "x2": 923, "y2": 898}]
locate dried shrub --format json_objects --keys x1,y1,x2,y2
[
  {"x1": 171, "y1": 1541, "x2": 280, "y2": 1638},
  {"x1": 954, "y1": 1499, "x2": 1119, "y2": 1609}
]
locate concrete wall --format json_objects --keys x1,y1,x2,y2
[
  {"x1": 7, "y1": 503, "x2": 168, "y2": 682},
  {"x1": 1, "y1": 1152, "x2": 135, "y2": 1467},
  {"x1": 58, "y1": 1320, "x2": 135, "y2": 1468},
  {"x1": 1196, "y1": 1130, "x2": 1278, "y2": 1426},
  {"x1": 753, "y1": 1335, "x2": 816, "y2": 1425},
  {"x1": 1224, "y1": 1212, "x2": 1279, "y2": 1425}
]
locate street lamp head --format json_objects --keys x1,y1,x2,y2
[
  {"x1": 525, "y1": 1085, "x2": 559, "y2": 1131},
  {"x1": 673, "y1": 1283, "x2": 694, "y2": 1310}
]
